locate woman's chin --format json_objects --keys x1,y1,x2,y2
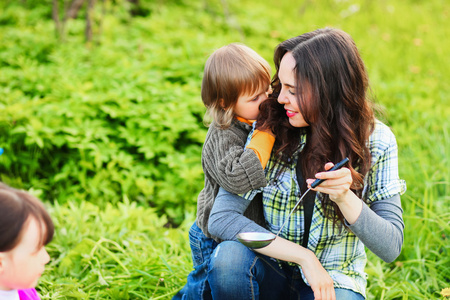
[{"x1": 288, "y1": 119, "x2": 309, "y2": 128}]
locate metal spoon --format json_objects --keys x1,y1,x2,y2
[{"x1": 237, "y1": 157, "x2": 349, "y2": 249}]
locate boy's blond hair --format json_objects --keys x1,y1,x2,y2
[{"x1": 201, "y1": 43, "x2": 271, "y2": 128}]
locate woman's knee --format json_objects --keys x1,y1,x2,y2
[
  {"x1": 209, "y1": 241, "x2": 256, "y2": 274},
  {"x1": 208, "y1": 241, "x2": 260, "y2": 298}
]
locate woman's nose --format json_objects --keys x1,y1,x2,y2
[{"x1": 277, "y1": 90, "x2": 288, "y2": 104}]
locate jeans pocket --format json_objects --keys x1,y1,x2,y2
[
  {"x1": 190, "y1": 240, "x2": 204, "y2": 267},
  {"x1": 189, "y1": 224, "x2": 205, "y2": 267},
  {"x1": 188, "y1": 222, "x2": 218, "y2": 268}
]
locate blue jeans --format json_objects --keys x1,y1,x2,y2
[
  {"x1": 207, "y1": 241, "x2": 365, "y2": 300},
  {"x1": 172, "y1": 221, "x2": 218, "y2": 300}
]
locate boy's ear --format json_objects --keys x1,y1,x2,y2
[{"x1": 219, "y1": 98, "x2": 225, "y2": 109}]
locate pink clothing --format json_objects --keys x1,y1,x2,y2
[{"x1": 18, "y1": 289, "x2": 40, "y2": 300}]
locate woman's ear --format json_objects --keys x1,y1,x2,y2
[{"x1": 220, "y1": 98, "x2": 225, "y2": 109}]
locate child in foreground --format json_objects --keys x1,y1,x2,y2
[
  {"x1": 0, "y1": 183, "x2": 54, "y2": 300},
  {"x1": 173, "y1": 43, "x2": 274, "y2": 299}
]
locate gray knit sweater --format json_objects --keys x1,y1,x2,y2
[{"x1": 196, "y1": 120, "x2": 267, "y2": 240}]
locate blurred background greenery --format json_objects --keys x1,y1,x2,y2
[{"x1": 0, "y1": 0, "x2": 448, "y2": 299}]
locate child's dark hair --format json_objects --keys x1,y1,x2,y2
[{"x1": 0, "y1": 183, "x2": 54, "y2": 252}]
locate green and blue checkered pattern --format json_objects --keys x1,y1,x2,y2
[{"x1": 242, "y1": 120, "x2": 406, "y2": 297}]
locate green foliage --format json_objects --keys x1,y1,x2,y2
[
  {"x1": 39, "y1": 200, "x2": 193, "y2": 299},
  {"x1": 0, "y1": 0, "x2": 449, "y2": 299},
  {"x1": 0, "y1": 1, "x2": 207, "y2": 224}
]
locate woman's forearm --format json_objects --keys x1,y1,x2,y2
[
  {"x1": 254, "y1": 236, "x2": 311, "y2": 265},
  {"x1": 321, "y1": 190, "x2": 404, "y2": 263},
  {"x1": 346, "y1": 194, "x2": 404, "y2": 263},
  {"x1": 256, "y1": 237, "x2": 335, "y2": 298},
  {"x1": 335, "y1": 190, "x2": 363, "y2": 224}
]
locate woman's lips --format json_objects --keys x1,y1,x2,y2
[{"x1": 286, "y1": 109, "x2": 297, "y2": 118}]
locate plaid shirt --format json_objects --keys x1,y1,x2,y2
[{"x1": 243, "y1": 120, "x2": 406, "y2": 297}]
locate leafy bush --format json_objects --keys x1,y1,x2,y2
[{"x1": 0, "y1": 1, "x2": 208, "y2": 224}]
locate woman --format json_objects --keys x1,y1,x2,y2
[{"x1": 207, "y1": 28, "x2": 406, "y2": 300}]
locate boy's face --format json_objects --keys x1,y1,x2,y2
[
  {"x1": 0, "y1": 218, "x2": 50, "y2": 290},
  {"x1": 233, "y1": 85, "x2": 270, "y2": 120}
]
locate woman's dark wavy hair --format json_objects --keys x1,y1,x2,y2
[{"x1": 257, "y1": 28, "x2": 375, "y2": 225}]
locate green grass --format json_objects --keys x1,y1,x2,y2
[
  {"x1": 39, "y1": 200, "x2": 195, "y2": 299},
  {"x1": 0, "y1": 0, "x2": 449, "y2": 299}
]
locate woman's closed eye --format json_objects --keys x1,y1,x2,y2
[{"x1": 280, "y1": 81, "x2": 296, "y2": 96}]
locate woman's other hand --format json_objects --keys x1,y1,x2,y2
[
  {"x1": 306, "y1": 162, "x2": 352, "y2": 204},
  {"x1": 307, "y1": 162, "x2": 363, "y2": 225},
  {"x1": 300, "y1": 250, "x2": 336, "y2": 300}
]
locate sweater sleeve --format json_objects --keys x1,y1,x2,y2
[
  {"x1": 346, "y1": 194, "x2": 404, "y2": 263},
  {"x1": 246, "y1": 129, "x2": 275, "y2": 169},
  {"x1": 208, "y1": 187, "x2": 271, "y2": 241},
  {"x1": 202, "y1": 124, "x2": 267, "y2": 195}
]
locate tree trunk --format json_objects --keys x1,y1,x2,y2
[
  {"x1": 66, "y1": 0, "x2": 86, "y2": 20},
  {"x1": 85, "y1": 0, "x2": 95, "y2": 42},
  {"x1": 52, "y1": 0, "x2": 62, "y2": 38}
]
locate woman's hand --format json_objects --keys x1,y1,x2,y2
[
  {"x1": 299, "y1": 250, "x2": 336, "y2": 300},
  {"x1": 306, "y1": 162, "x2": 363, "y2": 225},
  {"x1": 306, "y1": 162, "x2": 352, "y2": 204}
]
